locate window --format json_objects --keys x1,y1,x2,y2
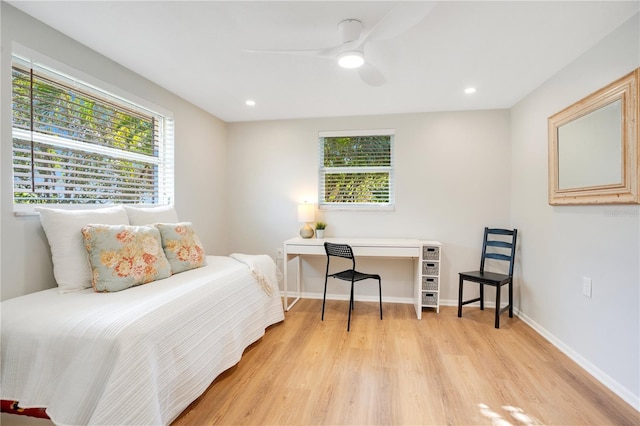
[
  {"x1": 11, "y1": 54, "x2": 174, "y2": 210},
  {"x1": 318, "y1": 129, "x2": 394, "y2": 210}
]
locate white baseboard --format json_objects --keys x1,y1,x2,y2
[
  {"x1": 514, "y1": 308, "x2": 640, "y2": 412},
  {"x1": 300, "y1": 292, "x2": 414, "y2": 305},
  {"x1": 444, "y1": 297, "x2": 639, "y2": 411}
]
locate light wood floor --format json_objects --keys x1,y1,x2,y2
[{"x1": 173, "y1": 299, "x2": 639, "y2": 425}]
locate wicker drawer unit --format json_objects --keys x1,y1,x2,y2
[{"x1": 420, "y1": 244, "x2": 442, "y2": 313}]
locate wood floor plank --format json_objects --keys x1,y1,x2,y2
[{"x1": 172, "y1": 300, "x2": 639, "y2": 425}]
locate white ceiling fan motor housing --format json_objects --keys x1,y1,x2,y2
[{"x1": 338, "y1": 19, "x2": 363, "y2": 44}]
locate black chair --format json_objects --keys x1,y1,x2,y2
[
  {"x1": 458, "y1": 227, "x2": 518, "y2": 328},
  {"x1": 322, "y1": 242, "x2": 382, "y2": 331}
]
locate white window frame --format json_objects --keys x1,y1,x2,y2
[
  {"x1": 318, "y1": 129, "x2": 395, "y2": 211},
  {"x1": 11, "y1": 44, "x2": 174, "y2": 214}
]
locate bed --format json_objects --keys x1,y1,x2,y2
[{"x1": 1, "y1": 254, "x2": 285, "y2": 425}]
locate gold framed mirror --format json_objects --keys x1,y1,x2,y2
[{"x1": 548, "y1": 68, "x2": 639, "y2": 205}]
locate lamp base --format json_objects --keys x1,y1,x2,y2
[{"x1": 300, "y1": 223, "x2": 314, "y2": 239}]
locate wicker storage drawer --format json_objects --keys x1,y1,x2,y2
[
  {"x1": 422, "y1": 261, "x2": 439, "y2": 276},
  {"x1": 422, "y1": 276, "x2": 439, "y2": 291},
  {"x1": 422, "y1": 292, "x2": 438, "y2": 306},
  {"x1": 422, "y1": 246, "x2": 440, "y2": 260}
]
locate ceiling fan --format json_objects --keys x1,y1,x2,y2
[{"x1": 243, "y1": 3, "x2": 436, "y2": 87}]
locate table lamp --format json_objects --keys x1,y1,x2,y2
[{"x1": 297, "y1": 203, "x2": 315, "y2": 239}]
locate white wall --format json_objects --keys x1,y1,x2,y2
[
  {"x1": 226, "y1": 110, "x2": 512, "y2": 302},
  {"x1": 0, "y1": 3, "x2": 229, "y2": 300},
  {"x1": 511, "y1": 13, "x2": 639, "y2": 408}
]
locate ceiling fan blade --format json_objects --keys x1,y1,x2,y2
[
  {"x1": 358, "y1": 63, "x2": 386, "y2": 87},
  {"x1": 362, "y1": 2, "x2": 436, "y2": 43}
]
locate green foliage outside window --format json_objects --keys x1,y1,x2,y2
[
  {"x1": 12, "y1": 64, "x2": 164, "y2": 205},
  {"x1": 321, "y1": 135, "x2": 393, "y2": 205}
]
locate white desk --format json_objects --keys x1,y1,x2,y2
[{"x1": 283, "y1": 237, "x2": 442, "y2": 319}]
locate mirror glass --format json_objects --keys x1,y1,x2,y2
[{"x1": 557, "y1": 99, "x2": 622, "y2": 190}]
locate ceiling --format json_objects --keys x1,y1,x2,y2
[{"x1": 8, "y1": 1, "x2": 639, "y2": 122}]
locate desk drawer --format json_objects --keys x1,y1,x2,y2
[
  {"x1": 285, "y1": 244, "x2": 419, "y2": 257},
  {"x1": 352, "y1": 246, "x2": 420, "y2": 258},
  {"x1": 285, "y1": 244, "x2": 324, "y2": 255}
]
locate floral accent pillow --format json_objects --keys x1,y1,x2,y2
[
  {"x1": 155, "y1": 222, "x2": 207, "y2": 274},
  {"x1": 81, "y1": 224, "x2": 172, "y2": 292}
]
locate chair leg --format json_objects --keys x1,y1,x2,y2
[
  {"x1": 347, "y1": 281, "x2": 355, "y2": 332},
  {"x1": 479, "y1": 283, "x2": 485, "y2": 310},
  {"x1": 349, "y1": 281, "x2": 356, "y2": 310},
  {"x1": 350, "y1": 282, "x2": 355, "y2": 311},
  {"x1": 508, "y1": 280, "x2": 513, "y2": 318},
  {"x1": 378, "y1": 278, "x2": 383, "y2": 320},
  {"x1": 457, "y1": 276, "x2": 464, "y2": 317},
  {"x1": 322, "y1": 276, "x2": 328, "y2": 321},
  {"x1": 495, "y1": 284, "x2": 501, "y2": 329}
]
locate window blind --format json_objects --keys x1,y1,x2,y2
[
  {"x1": 11, "y1": 57, "x2": 174, "y2": 207},
  {"x1": 318, "y1": 130, "x2": 394, "y2": 209}
]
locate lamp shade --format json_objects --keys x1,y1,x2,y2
[{"x1": 297, "y1": 203, "x2": 315, "y2": 223}]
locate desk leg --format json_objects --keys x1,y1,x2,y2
[
  {"x1": 283, "y1": 253, "x2": 288, "y2": 310},
  {"x1": 284, "y1": 254, "x2": 301, "y2": 311},
  {"x1": 414, "y1": 257, "x2": 422, "y2": 320}
]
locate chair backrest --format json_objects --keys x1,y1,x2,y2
[
  {"x1": 480, "y1": 227, "x2": 518, "y2": 276},
  {"x1": 324, "y1": 242, "x2": 355, "y2": 260},
  {"x1": 324, "y1": 242, "x2": 357, "y2": 275}
]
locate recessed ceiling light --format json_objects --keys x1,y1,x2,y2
[
  {"x1": 337, "y1": 51, "x2": 364, "y2": 69},
  {"x1": 464, "y1": 87, "x2": 477, "y2": 94},
  {"x1": 245, "y1": 99, "x2": 256, "y2": 106}
]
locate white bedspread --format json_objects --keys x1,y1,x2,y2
[
  {"x1": 230, "y1": 253, "x2": 280, "y2": 296},
  {"x1": 1, "y1": 255, "x2": 284, "y2": 426}
]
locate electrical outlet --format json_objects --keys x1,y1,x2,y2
[
  {"x1": 276, "y1": 248, "x2": 284, "y2": 259},
  {"x1": 582, "y1": 277, "x2": 592, "y2": 298}
]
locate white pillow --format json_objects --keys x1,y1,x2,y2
[
  {"x1": 124, "y1": 205, "x2": 179, "y2": 225},
  {"x1": 37, "y1": 205, "x2": 130, "y2": 293}
]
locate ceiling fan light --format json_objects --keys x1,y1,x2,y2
[{"x1": 338, "y1": 51, "x2": 364, "y2": 69}]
